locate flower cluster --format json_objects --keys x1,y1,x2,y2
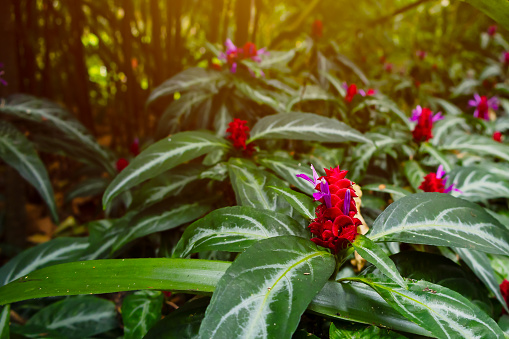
[
  {"x1": 311, "y1": 19, "x2": 323, "y2": 39},
  {"x1": 419, "y1": 165, "x2": 460, "y2": 194},
  {"x1": 468, "y1": 94, "x2": 498, "y2": 121},
  {"x1": 415, "y1": 50, "x2": 427, "y2": 60},
  {"x1": 501, "y1": 279, "x2": 509, "y2": 313},
  {"x1": 226, "y1": 118, "x2": 255, "y2": 155},
  {"x1": 116, "y1": 138, "x2": 141, "y2": 172},
  {"x1": 343, "y1": 83, "x2": 376, "y2": 103},
  {"x1": 410, "y1": 105, "x2": 443, "y2": 142},
  {"x1": 297, "y1": 165, "x2": 361, "y2": 253},
  {"x1": 502, "y1": 52, "x2": 509, "y2": 66},
  {"x1": 488, "y1": 25, "x2": 497, "y2": 37},
  {"x1": 219, "y1": 39, "x2": 267, "y2": 74}
]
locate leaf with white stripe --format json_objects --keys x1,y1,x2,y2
[
  {"x1": 0, "y1": 121, "x2": 58, "y2": 222},
  {"x1": 369, "y1": 193, "x2": 509, "y2": 255},
  {"x1": 352, "y1": 235, "x2": 406, "y2": 289},
  {"x1": 248, "y1": 112, "x2": 372, "y2": 144},
  {"x1": 431, "y1": 116, "x2": 470, "y2": 146},
  {"x1": 103, "y1": 131, "x2": 230, "y2": 208},
  {"x1": 173, "y1": 206, "x2": 309, "y2": 258},
  {"x1": 0, "y1": 306, "x2": 9, "y2": 339},
  {"x1": 259, "y1": 156, "x2": 316, "y2": 195},
  {"x1": 440, "y1": 133, "x2": 509, "y2": 162},
  {"x1": 419, "y1": 142, "x2": 453, "y2": 172},
  {"x1": 269, "y1": 186, "x2": 317, "y2": 219},
  {"x1": 286, "y1": 85, "x2": 336, "y2": 111},
  {"x1": 122, "y1": 290, "x2": 164, "y2": 339},
  {"x1": 228, "y1": 158, "x2": 291, "y2": 212},
  {"x1": 403, "y1": 160, "x2": 425, "y2": 192},
  {"x1": 0, "y1": 237, "x2": 89, "y2": 286},
  {"x1": 65, "y1": 177, "x2": 110, "y2": 202},
  {"x1": 343, "y1": 275, "x2": 505, "y2": 339},
  {"x1": 24, "y1": 296, "x2": 117, "y2": 338},
  {"x1": 447, "y1": 165, "x2": 509, "y2": 201},
  {"x1": 362, "y1": 183, "x2": 411, "y2": 201},
  {"x1": 233, "y1": 79, "x2": 284, "y2": 111},
  {"x1": 199, "y1": 236, "x2": 335, "y2": 339},
  {"x1": 453, "y1": 247, "x2": 509, "y2": 313}
]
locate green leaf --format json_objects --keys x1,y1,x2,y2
[
  {"x1": 147, "y1": 67, "x2": 224, "y2": 104},
  {"x1": 308, "y1": 281, "x2": 431, "y2": 337},
  {"x1": 0, "y1": 258, "x2": 230, "y2": 305},
  {"x1": 352, "y1": 235, "x2": 406, "y2": 289},
  {"x1": 122, "y1": 290, "x2": 164, "y2": 339},
  {"x1": 103, "y1": 131, "x2": 229, "y2": 208},
  {"x1": 0, "y1": 121, "x2": 58, "y2": 222},
  {"x1": 286, "y1": 85, "x2": 336, "y2": 111},
  {"x1": 453, "y1": 247, "x2": 509, "y2": 313},
  {"x1": 144, "y1": 297, "x2": 209, "y2": 339},
  {"x1": 65, "y1": 177, "x2": 109, "y2": 203},
  {"x1": 362, "y1": 98, "x2": 412, "y2": 130},
  {"x1": 344, "y1": 275, "x2": 505, "y2": 338},
  {"x1": 269, "y1": 186, "x2": 317, "y2": 219},
  {"x1": 431, "y1": 116, "x2": 470, "y2": 146},
  {"x1": 0, "y1": 306, "x2": 9, "y2": 339},
  {"x1": 199, "y1": 236, "x2": 335, "y2": 339},
  {"x1": 419, "y1": 142, "x2": 453, "y2": 172},
  {"x1": 330, "y1": 322, "x2": 407, "y2": 339},
  {"x1": 259, "y1": 156, "x2": 316, "y2": 195},
  {"x1": 249, "y1": 112, "x2": 372, "y2": 144},
  {"x1": 403, "y1": 160, "x2": 425, "y2": 192},
  {"x1": 450, "y1": 78, "x2": 480, "y2": 97},
  {"x1": 440, "y1": 133, "x2": 509, "y2": 162},
  {"x1": 335, "y1": 54, "x2": 369, "y2": 85},
  {"x1": 429, "y1": 97, "x2": 462, "y2": 116},
  {"x1": 228, "y1": 158, "x2": 290, "y2": 212},
  {"x1": 361, "y1": 183, "x2": 411, "y2": 201},
  {"x1": 447, "y1": 165, "x2": 509, "y2": 201},
  {"x1": 369, "y1": 193, "x2": 509, "y2": 255},
  {"x1": 233, "y1": 79, "x2": 284, "y2": 111},
  {"x1": 461, "y1": 0, "x2": 509, "y2": 32},
  {"x1": 259, "y1": 50, "x2": 295, "y2": 69},
  {"x1": 23, "y1": 296, "x2": 117, "y2": 338},
  {"x1": 0, "y1": 237, "x2": 89, "y2": 286},
  {"x1": 173, "y1": 206, "x2": 309, "y2": 258}
]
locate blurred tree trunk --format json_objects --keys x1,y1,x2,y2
[
  {"x1": 173, "y1": 0, "x2": 183, "y2": 74},
  {"x1": 208, "y1": 0, "x2": 224, "y2": 43},
  {"x1": 251, "y1": 0, "x2": 261, "y2": 43},
  {"x1": 234, "y1": 0, "x2": 251, "y2": 45},
  {"x1": 150, "y1": 0, "x2": 163, "y2": 85},
  {"x1": 41, "y1": 1, "x2": 54, "y2": 98},
  {"x1": 69, "y1": 1, "x2": 95, "y2": 134},
  {"x1": 165, "y1": 1, "x2": 174, "y2": 78},
  {"x1": 221, "y1": 0, "x2": 232, "y2": 44}
]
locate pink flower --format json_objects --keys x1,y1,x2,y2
[
  {"x1": 488, "y1": 25, "x2": 497, "y2": 37},
  {"x1": 416, "y1": 50, "x2": 427, "y2": 60},
  {"x1": 410, "y1": 106, "x2": 443, "y2": 143},
  {"x1": 384, "y1": 62, "x2": 393, "y2": 72},
  {"x1": 219, "y1": 39, "x2": 267, "y2": 73},
  {"x1": 0, "y1": 63, "x2": 7, "y2": 86},
  {"x1": 468, "y1": 94, "x2": 498, "y2": 121},
  {"x1": 493, "y1": 131, "x2": 503, "y2": 143},
  {"x1": 343, "y1": 83, "x2": 376, "y2": 102},
  {"x1": 419, "y1": 165, "x2": 460, "y2": 194},
  {"x1": 501, "y1": 52, "x2": 509, "y2": 65},
  {"x1": 130, "y1": 138, "x2": 140, "y2": 156}
]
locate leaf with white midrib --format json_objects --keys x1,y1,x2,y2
[
  {"x1": 199, "y1": 236, "x2": 335, "y2": 339},
  {"x1": 269, "y1": 186, "x2": 316, "y2": 219},
  {"x1": 440, "y1": 133, "x2": 509, "y2": 162},
  {"x1": 248, "y1": 112, "x2": 372, "y2": 144},
  {"x1": 103, "y1": 131, "x2": 229, "y2": 208},
  {"x1": 369, "y1": 193, "x2": 509, "y2": 255},
  {"x1": 447, "y1": 166, "x2": 509, "y2": 202},
  {"x1": 259, "y1": 156, "x2": 316, "y2": 195},
  {"x1": 344, "y1": 275, "x2": 505, "y2": 338},
  {"x1": 173, "y1": 206, "x2": 309, "y2": 258},
  {"x1": 122, "y1": 290, "x2": 164, "y2": 339}
]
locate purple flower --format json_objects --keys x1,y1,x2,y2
[
  {"x1": 0, "y1": 63, "x2": 7, "y2": 86},
  {"x1": 343, "y1": 189, "x2": 351, "y2": 215},
  {"x1": 297, "y1": 166, "x2": 331, "y2": 207},
  {"x1": 410, "y1": 105, "x2": 443, "y2": 123},
  {"x1": 296, "y1": 164, "x2": 320, "y2": 187},
  {"x1": 468, "y1": 94, "x2": 498, "y2": 121},
  {"x1": 436, "y1": 165, "x2": 461, "y2": 194},
  {"x1": 218, "y1": 39, "x2": 268, "y2": 74}
]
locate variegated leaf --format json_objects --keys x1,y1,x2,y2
[
  {"x1": 0, "y1": 121, "x2": 58, "y2": 222},
  {"x1": 369, "y1": 193, "x2": 509, "y2": 255},
  {"x1": 419, "y1": 142, "x2": 453, "y2": 172},
  {"x1": 431, "y1": 116, "x2": 470, "y2": 146},
  {"x1": 361, "y1": 183, "x2": 411, "y2": 201},
  {"x1": 259, "y1": 156, "x2": 316, "y2": 195},
  {"x1": 269, "y1": 186, "x2": 317, "y2": 219},
  {"x1": 199, "y1": 236, "x2": 335, "y2": 339},
  {"x1": 0, "y1": 237, "x2": 89, "y2": 286},
  {"x1": 103, "y1": 131, "x2": 230, "y2": 208},
  {"x1": 248, "y1": 112, "x2": 372, "y2": 144},
  {"x1": 453, "y1": 247, "x2": 509, "y2": 313},
  {"x1": 447, "y1": 166, "x2": 509, "y2": 201},
  {"x1": 440, "y1": 133, "x2": 509, "y2": 162},
  {"x1": 403, "y1": 160, "x2": 426, "y2": 192},
  {"x1": 0, "y1": 305, "x2": 9, "y2": 339},
  {"x1": 344, "y1": 275, "x2": 505, "y2": 338},
  {"x1": 352, "y1": 235, "x2": 406, "y2": 288},
  {"x1": 65, "y1": 177, "x2": 110, "y2": 202},
  {"x1": 122, "y1": 290, "x2": 164, "y2": 339},
  {"x1": 463, "y1": 0, "x2": 509, "y2": 32},
  {"x1": 173, "y1": 206, "x2": 309, "y2": 258},
  {"x1": 233, "y1": 79, "x2": 285, "y2": 111},
  {"x1": 286, "y1": 85, "x2": 336, "y2": 111},
  {"x1": 329, "y1": 322, "x2": 406, "y2": 339}
]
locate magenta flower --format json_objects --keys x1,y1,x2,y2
[
  {"x1": 501, "y1": 52, "x2": 509, "y2": 65},
  {"x1": 0, "y1": 63, "x2": 7, "y2": 86},
  {"x1": 296, "y1": 164, "x2": 320, "y2": 187},
  {"x1": 488, "y1": 25, "x2": 497, "y2": 37},
  {"x1": 468, "y1": 94, "x2": 498, "y2": 121},
  {"x1": 219, "y1": 39, "x2": 268, "y2": 73},
  {"x1": 419, "y1": 165, "x2": 461, "y2": 194},
  {"x1": 410, "y1": 105, "x2": 443, "y2": 123}
]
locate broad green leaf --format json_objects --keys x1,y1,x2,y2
[
  {"x1": 361, "y1": 183, "x2": 411, "y2": 201},
  {"x1": 65, "y1": 177, "x2": 109, "y2": 202},
  {"x1": 0, "y1": 306, "x2": 9, "y2": 339},
  {"x1": 199, "y1": 236, "x2": 335, "y2": 339},
  {"x1": 122, "y1": 290, "x2": 164, "y2": 339},
  {"x1": 454, "y1": 247, "x2": 509, "y2": 313},
  {"x1": 0, "y1": 258, "x2": 230, "y2": 305},
  {"x1": 233, "y1": 79, "x2": 284, "y2": 111},
  {"x1": 330, "y1": 322, "x2": 407, "y2": 339},
  {"x1": 369, "y1": 193, "x2": 509, "y2": 255},
  {"x1": 440, "y1": 133, "x2": 509, "y2": 162},
  {"x1": 23, "y1": 296, "x2": 117, "y2": 338},
  {"x1": 450, "y1": 78, "x2": 480, "y2": 97},
  {"x1": 286, "y1": 85, "x2": 336, "y2": 111},
  {"x1": 320, "y1": 72, "x2": 346, "y2": 97},
  {"x1": 447, "y1": 165, "x2": 509, "y2": 201},
  {"x1": 147, "y1": 67, "x2": 224, "y2": 104},
  {"x1": 308, "y1": 281, "x2": 431, "y2": 337},
  {"x1": 173, "y1": 206, "x2": 309, "y2": 258},
  {"x1": 200, "y1": 162, "x2": 228, "y2": 181},
  {"x1": 419, "y1": 142, "x2": 453, "y2": 172},
  {"x1": 362, "y1": 98, "x2": 412, "y2": 130},
  {"x1": 213, "y1": 103, "x2": 232, "y2": 137},
  {"x1": 0, "y1": 121, "x2": 58, "y2": 222},
  {"x1": 403, "y1": 160, "x2": 425, "y2": 192},
  {"x1": 0, "y1": 237, "x2": 89, "y2": 286},
  {"x1": 431, "y1": 116, "x2": 470, "y2": 146},
  {"x1": 269, "y1": 186, "x2": 317, "y2": 219},
  {"x1": 461, "y1": 0, "x2": 509, "y2": 32},
  {"x1": 429, "y1": 97, "x2": 462, "y2": 116},
  {"x1": 499, "y1": 315, "x2": 509, "y2": 335},
  {"x1": 144, "y1": 297, "x2": 209, "y2": 339},
  {"x1": 352, "y1": 235, "x2": 406, "y2": 289},
  {"x1": 344, "y1": 275, "x2": 504, "y2": 338},
  {"x1": 228, "y1": 158, "x2": 290, "y2": 212},
  {"x1": 0, "y1": 94, "x2": 113, "y2": 173},
  {"x1": 249, "y1": 112, "x2": 372, "y2": 144},
  {"x1": 258, "y1": 50, "x2": 295, "y2": 69},
  {"x1": 103, "y1": 131, "x2": 229, "y2": 208},
  {"x1": 335, "y1": 53, "x2": 369, "y2": 85},
  {"x1": 259, "y1": 156, "x2": 316, "y2": 195},
  {"x1": 487, "y1": 163, "x2": 509, "y2": 181}
]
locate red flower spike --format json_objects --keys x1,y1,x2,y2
[
  {"x1": 130, "y1": 138, "x2": 140, "y2": 156},
  {"x1": 494, "y1": 131, "x2": 503, "y2": 143},
  {"x1": 311, "y1": 19, "x2": 323, "y2": 39},
  {"x1": 412, "y1": 108, "x2": 434, "y2": 142},
  {"x1": 116, "y1": 158, "x2": 129, "y2": 172},
  {"x1": 501, "y1": 279, "x2": 509, "y2": 313},
  {"x1": 345, "y1": 84, "x2": 358, "y2": 103},
  {"x1": 226, "y1": 118, "x2": 255, "y2": 155},
  {"x1": 418, "y1": 173, "x2": 445, "y2": 193}
]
